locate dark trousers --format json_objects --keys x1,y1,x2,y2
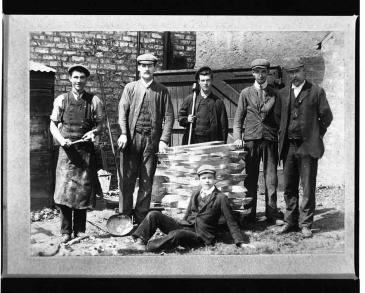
[
  {"x1": 120, "y1": 132, "x2": 158, "y2": 224},
  {"x1": 282, "y1": 140, "x2": 318, "y2": 228},
  {"x1": 58, "y1": 204, "x2": 87, "y2": 235},
  {"x1": 244, "y1": 139, "x2": 279, "y2": 220},
  {"x1": 133, "y1": 211, "x2": 204, "y2": 252},
  {"x1": 194, "y1": 134, "x2": 211, "y2": 144}
]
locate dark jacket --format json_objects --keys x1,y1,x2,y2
[
  {"x1": 179, "y1": 187, "x2": 244, "y2": 245},
  {"x1": 118, "y1": 80, "x2": 174, "y2": 150},
  {"x1": 274, "y1": 81, "x2": 333, "y2": 160},
  {"x1": 178, "y1": 92, "x2": 228, "y2": 145},
  {"x1": 233, "y1": 85, "x2": 278, "y2": 141}
]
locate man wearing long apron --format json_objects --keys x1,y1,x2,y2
[
  {"x1": 117, "y1": 53, "x2": 174, "y2": 225},
  {"x1": 50, "y1": 64, "x2": 104, "y2": 243}
]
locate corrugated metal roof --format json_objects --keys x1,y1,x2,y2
[{"x1": 30, "y1": 61, "x2": 56, "y2": 73}]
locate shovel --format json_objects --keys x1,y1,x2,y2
[{"x1": 97, "y1": 74, "x2": 133, "y2": 237}]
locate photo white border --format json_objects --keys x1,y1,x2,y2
[{"x1": 3, "y1": 15, "x2": 357, "y2": 277}]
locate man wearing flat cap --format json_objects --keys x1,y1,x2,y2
[
  {"x1": 50, "y1": 64, "x2": 104, "y2": 243},
  {"x1": 117, "y1": 53, "x2": 174, "y2": 225},
  {"x1": 128, "y1": 164, "x2": 253, "y2": 252},
  {"x1": 178, "y1": 66, "x2": 228, "y2": 145},
  {"x1": 233, "y1": 59, "x2": 282, "y2": 225},
  {"x1": 275, "y1": 60, "x2": 333, "y2": 238}
]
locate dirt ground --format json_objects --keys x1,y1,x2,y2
[{"x1": 30, "y1": 185, "x2": 345, "y2": 257}]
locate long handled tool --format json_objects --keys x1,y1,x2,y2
[
  {"x1": 187, "y1": 83, "x2": 198, "y2": 145},
  {"x1": 97, "y1": 74, "x2": 133, "y2": 237}
]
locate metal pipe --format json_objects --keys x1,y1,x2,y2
[
  {"x1": 163, "y1": 31, "x2": 170, "y2": 70},
  {"x1": 136, "y1": 31, "x2": 141, "y2": 80}
]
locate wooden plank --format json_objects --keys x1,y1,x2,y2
[
  {"x1": 155, "y1": 73, "x2": 196, "y2": 84},
  {"x1": 31, "y1": 174, "x2": 53, "y2": 199},
  {"x1": 212, "y1": 79, "x2": 240, "y2": 106},
  {"x1": 30, "y1": 153, "x2": 53, "y2": 174}
]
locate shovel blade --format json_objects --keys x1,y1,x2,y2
[{"x1": 106, "y1": 214, "x2": 133, "y2": 236}]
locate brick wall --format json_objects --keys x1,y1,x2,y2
[{"x1": 30, "y1": 31, "x2": 196, "y2": 188}]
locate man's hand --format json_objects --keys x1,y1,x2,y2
[
  {"x1": 187, "y1": 114, "x2": 196, "y2": 123},
  {"x1": 159, "y1": 141, "x2": 168, "y2": 153},
  {"x1": 234, "y1": 139, "x2": 244, "y2": 148},
  {"x1": 82, "y1": 131, "x2": 95, "y2": 142},
  {"x1": 61, "y1": 138, "x2": 72, "y2": 148},
  {"x1": 117, "y1": 134, "x2": 128, "y2": 150}
]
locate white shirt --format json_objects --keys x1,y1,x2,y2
[
  {"x1": 141, "y1": 78, "x2": 153, "y2": 88},
  {"x1": 72, "y1": 90, "x2": 84, "y2": 100},
  {"x1": 200, "y1": 90, "x2": 211, "y2": 99},
  {"x1": 200, "y1": 185, "x2": 216, "y2": 199},
  {"x1": 254, "y1": 81, "x2": 267, "y2": 91},
  {"x1": 291, "y1": 80, "x2": 306, "y2": 98}
]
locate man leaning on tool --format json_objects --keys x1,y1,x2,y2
[
  {"x1": 178, "y1": 66, "x2": 228, "y2": 145},
  {"x1": 50, "y1": 64, "x2": 104, "y2": 243},
  {"x1": 275, "y1": 60, "x2": 333, "y2": 238},
  {"x1": 117, "y1": 53, "x2": 174, "y2": 225},
  {"x1": 233, "y1": 59, "x2": 283, "y2": 225}
]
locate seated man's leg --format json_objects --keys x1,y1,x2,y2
[
  {"x1": 132, "y1": 211, "x2": 181, "y2": 244},
  {"x1": 146, "y1": 229, "x2": 203, "y2": 252}
]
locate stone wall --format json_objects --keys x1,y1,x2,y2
[{"x1": 195, "y1": 31, "x2": 345, "y2": 186}]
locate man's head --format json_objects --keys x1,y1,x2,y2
[
  {"x1": 251, "y1": 59, "x2": 270, "y2": 85},
  {"x1": 68, "y1": 64, "x2": 90, "y2": 93},
  {"x1": 285, "y1": 60, "x2": 305, "y2": 87},
  {"x1": 195, "y1": 66, "x2": 213, "y2": 94},
  {"x1": 137, "y1": 53, "x2": 158, "y2": 82},
  {"x1": 197, "y1": 164, "x2": 216, "y2": 190}
]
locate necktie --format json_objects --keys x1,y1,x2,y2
[{"x1": 258, "y1": 85, "x2": 263, "y2": 108}]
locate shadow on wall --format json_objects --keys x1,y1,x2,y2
[{"x1": 281, "y1": 55, "x2": 326, "y2": 87}]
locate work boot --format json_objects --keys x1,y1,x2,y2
[
  {"x1": 278, "y1": 223, "x2": 298, "y2": 234},
  {"x1": 60, "y1": 234, "x2": 71, "y2": 243},
  {"x1": 267, "y1": 217, "x2": 285, "y2": 226},
  {"x1": 74, "y1": 231, "x2": 88, "y2": 238},
  {"x1": 301, "y1": 227, "x2": 313, "y2": 238}
]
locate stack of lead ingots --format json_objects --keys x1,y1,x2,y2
[{"x1": 155, "y1": 141, "x2": 252, "y2": 215}]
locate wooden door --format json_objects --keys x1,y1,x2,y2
[{"x1": 154, "y1": 66, "x2": 283, "y2": 145}]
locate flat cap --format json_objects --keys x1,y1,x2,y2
[
  {"x1": 137, "y1": 53, "x2": 158, "y2": 64},
  {"x1": 195, "y1": 66, "x2": 213, "y2": 80},
  {"x1": 251, "y1": 59, "x2": 270, "y2": 69},
  {"x1": 67, "y1": 64, "x2": 90, "y2": 77},
  {"x1": 197, "y1": 164, "x2": 216, "y2": 176},
  {"x1": 285, "y1": 60, "x2": 304, "y2": 71}
]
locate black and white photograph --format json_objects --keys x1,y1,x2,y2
[{"x1": 2, "y1": 15, "x2": 357, "y2": 279}]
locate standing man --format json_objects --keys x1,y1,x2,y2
[
  {"x1": 117, "y1": 53, "x2": 174, "y2": 225},
  {"x1": 275, "y1": 60, "x2": 333, "y2": 237},
  {"x1": 233, "y1": 59, "x2": 282, "y2": 225},
  {"x1": 178, "y1": 66, "x2": 228, "y2": 145},
  {"x1": 50, "y1": 64, "x2": 104, "y2": 243}
]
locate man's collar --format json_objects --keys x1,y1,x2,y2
[
  {"x1": 72, "y1": 89, "x2": 84, "y2": 99},
  {"x1": 140, "y1": 78, "x2": 153, "y2": 88},
  {"x1": 200, "y1": 90, "x2": 211, "y2": 99},
  {"x1": 254, "y1": 81, "x2": 267, "y2": 90},
  {"x1": 291, "y1": 79, "x2": 306, "y2": 89},
  {"x1": 200, "y1": 185, "x2": 216, "y2": 196}
]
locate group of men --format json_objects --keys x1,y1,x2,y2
[{"x1": 50, "y1": 52, "x2": 333, "y2": 251}]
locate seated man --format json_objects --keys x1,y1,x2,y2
[{"x1": 130, "y1": 164, "x2": 253, "y2": 252}]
